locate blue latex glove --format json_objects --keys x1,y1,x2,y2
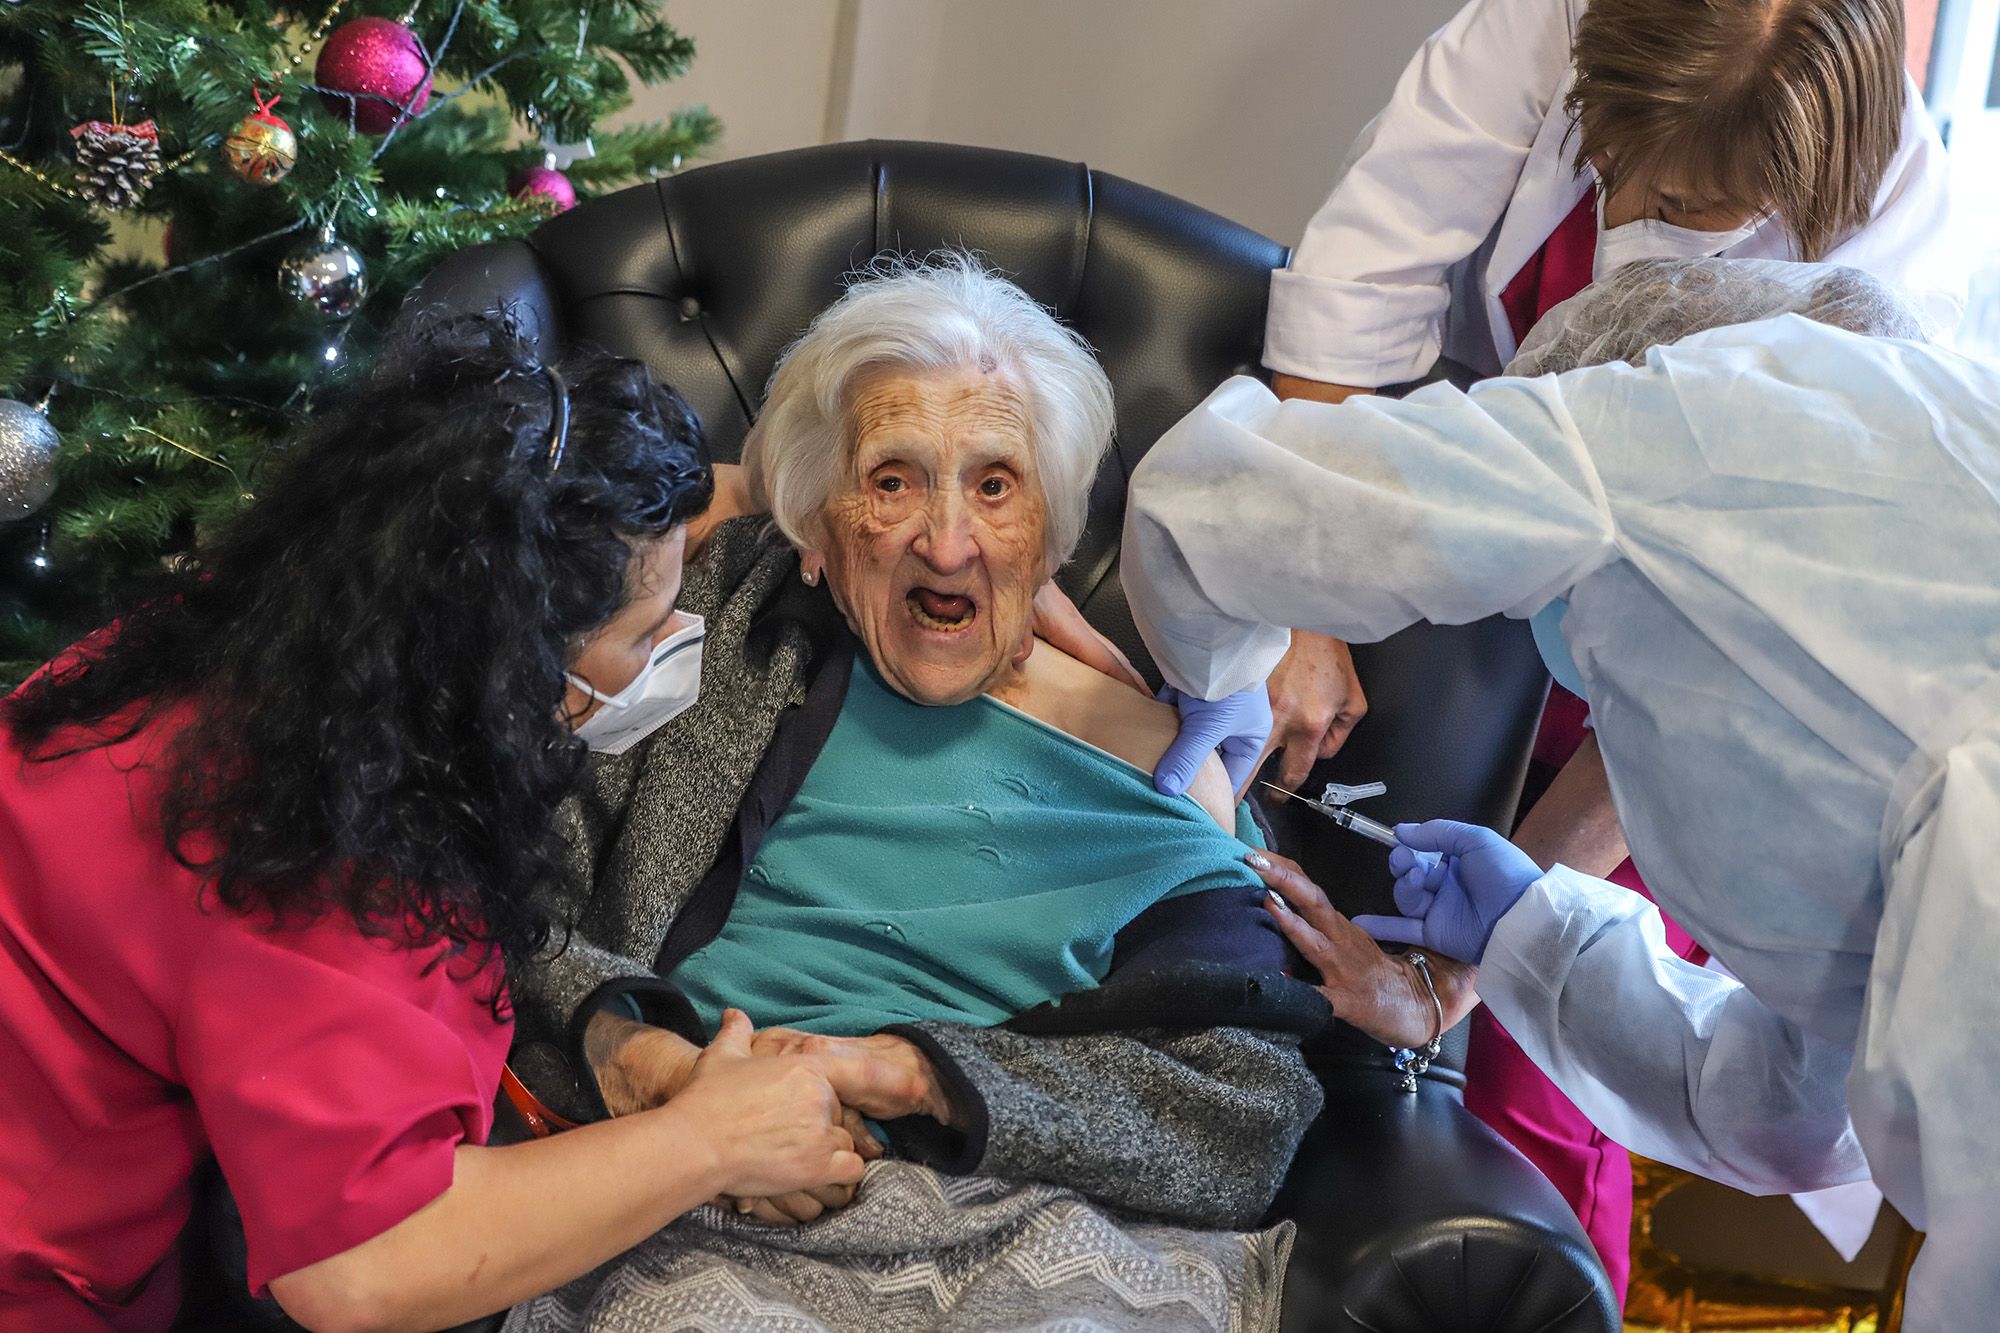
[
  {"x1": 1153, "y1": 684, "x2": 1273, "y2": 797},
  {"x1": 1352, "y1": 819, "x2": 1543, "y2": 964}
]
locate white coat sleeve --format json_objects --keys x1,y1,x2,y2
[
  {"x1": 1820, "y1": 77, "x2": 1969, "y2": 337},
  {"x1": 1846, "y1": 709, "x2": 2000, "y2": 1330},
  {"x1": 1122, "y1": 372, "x2": 1616, "y2": 699},
  {"x1": 1264, "y1": 0, "x2": 1576, "y2": 387},
  {"x1": 1480, "y1": 867, "x2": 1871, "y2": 1195}
]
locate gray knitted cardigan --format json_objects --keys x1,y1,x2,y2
[{"x1": 511, "y1": 519, "x2": 1327, "y2": 1230}]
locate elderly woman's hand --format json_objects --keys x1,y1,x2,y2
[
  {"x1": 718, "y1": 1092, "x2": 885, "y2": 1225},
  {"x1": 583, "y1": 1010, "x2": 873, "y2": 1227},
  {"x1": 587, "y1": 1014, "x2": 913, "y2": 1226},
  {"x1": 714, "y1": 1028, "x2": 937, "y2": 1227},
  {"x1": 1247, "y1": 850, "x2": 1479, "y2": 1050},
  {"x1": 585, "y1": 1009, "x2": 702, "y2": 1117},
  {"x1": 753, "y1": 1028, "x2": 961, "y2": 1128}
]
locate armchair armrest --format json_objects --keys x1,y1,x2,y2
[{"x1": 1272, "y1": 1049, "x2": 1618, "y2": 1332}]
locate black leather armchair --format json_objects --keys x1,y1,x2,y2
[{"x1": 406, "y1": 140, "x2": 1617, "y2": 1332}]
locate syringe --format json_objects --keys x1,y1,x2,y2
[{"x1": 1258, "y1": 781, "x2": 1402, "y2": 848}]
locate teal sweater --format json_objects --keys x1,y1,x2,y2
[{"x1": 671, "y1": 657, "x2": 1265, "y2": 1035}]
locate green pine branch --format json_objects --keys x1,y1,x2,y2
[{"x1": 562, "y1": 108, "x2": 720, "y2": 188}]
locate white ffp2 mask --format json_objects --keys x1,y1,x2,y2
[
  {"x1": 1593, "y1": 187, "x2": 1761, "y2": 284},
  {"x1": 567, "y1": 613, "x2": 705, "y2": 754}
]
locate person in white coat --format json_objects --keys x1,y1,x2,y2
[
  {"x1": 1250, "y1": 0, "x2": 1967, "y2": 1294},
  {"x1": 1121, "y1": 259, "x2": 1999, "y2": 1330},
  {"x1": 1262, "y1": 0, "x2": 1961, "y2": 804},
  {"x1": 1270, "y1": 0, "x2": 1961, "y2": 399}
]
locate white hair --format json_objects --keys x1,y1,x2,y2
[{"x1": 742, "y1": 252, "x2": 1117, "y2": 571}]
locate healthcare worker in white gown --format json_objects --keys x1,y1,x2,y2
[
  {"x1": 1250, "y1": 5, "x2": 1969, "y2": 1296},
  {"x1": 1123, "y1": 260, "x2": 2000, "y2": 1329},
  {"x1": 1257, "y1": 0, "x2": 1964, "y2": 797},
  {"x1": 1270, "y1": 0, "x2": 1962, "y2": 399}
]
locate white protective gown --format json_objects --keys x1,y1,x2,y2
[
  {"x1": 1264, "y1": 0, "x2": 1965, "y2": 387},
  {"x1": 1123, "y1": 316, "x2": 2000, "y2": 1329}
]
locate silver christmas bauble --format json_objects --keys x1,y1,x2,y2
[
  {"x1": 279, "y1": 225, "x2": 369, "y2": 319},
  {"x1": 0, "y1": 398, "x2": 59, "y2": 521}
]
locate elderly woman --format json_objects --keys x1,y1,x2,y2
[{"x1": 503, "y1": 258, "x2": 1469, "y2": 1332}]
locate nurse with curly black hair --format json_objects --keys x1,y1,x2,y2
[{"x1": 0, "y1": 315, "x2": 881, "y2": 1331}]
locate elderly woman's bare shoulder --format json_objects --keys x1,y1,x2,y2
[{"x1": 990, "y1": 641, "x2": 1236, "y2": 828}]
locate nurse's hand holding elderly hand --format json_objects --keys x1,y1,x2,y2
[
  {"x1": 1249, "y1": 848, "x2": 1479, "y2": 1049},
  {"x1": 666, "y1": 1009, "x2": 873, "y2": 1202},
  {"x1": 727, "y1": 1029, "x2": 958, "y2": 1225},
  {"x1": 586, "y1": 1008, "x2": 904, "y2": 1225},
  {"x1": 749, "y1": 1028, "x2": 960, "y2": 1126}
]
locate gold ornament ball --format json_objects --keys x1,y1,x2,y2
[{"x1": 223, "y1": 111, "x2": 298, "y2": 186}]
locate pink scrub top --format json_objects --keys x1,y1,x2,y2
[{"x1": 0, "y1": 704, "x2": 511, "y2": 1330}]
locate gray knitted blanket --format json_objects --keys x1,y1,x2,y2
[{"x1": 501, "y1": 1161, "x2": 1293, "y2": 1333}]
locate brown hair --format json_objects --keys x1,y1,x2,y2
[{"x1": 1567, "y1": 0, "x2": 1905, "y2": 261}]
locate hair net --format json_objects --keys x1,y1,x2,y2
[{"x1": 1505, "y1": 257, "x2": 1932, "y2": 378}]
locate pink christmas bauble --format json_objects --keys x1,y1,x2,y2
[
  {"x1": 316, "y1": 17, "x2": 432, "y2": 135},
  {"x1": 508, "y1": 164, "x2": 577, "y2": 212}
]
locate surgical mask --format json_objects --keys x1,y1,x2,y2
[
  {"x1": 1593, "y1": 185, "x2": 1761, "y2": 284},
  {"x1": 566, "y1": 613, "x2": 705, "y2": 754},
  {"x1": 1529, "y1": 597, "x2": 1586, "y2": 699}
]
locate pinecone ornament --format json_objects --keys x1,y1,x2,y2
[{"x1": 69, "y1": 119, "x2": 162, "y2": 211}]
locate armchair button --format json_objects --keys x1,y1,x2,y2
[{"x1": 677, "y1": 296, "x2": 701, "y2": 321}]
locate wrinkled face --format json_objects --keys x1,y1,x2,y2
[{"x1": 813, "y1": 364, "x2": 1049, "y2": 706}]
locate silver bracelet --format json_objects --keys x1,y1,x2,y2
[{"x1": 1389, "y1": 950, "x2": 1446, "y2": 1093}]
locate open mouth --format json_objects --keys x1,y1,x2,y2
[{"x1": 906, "y1": 587, "x2": 978, "y2": 633}]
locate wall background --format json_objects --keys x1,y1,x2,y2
[{"x1": 620, "y1": 0, "x2": 1464, "y2": 245}]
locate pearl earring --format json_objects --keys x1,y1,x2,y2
[{"x1": 802, "y1": 567, "x2": 818, "y2": 587}]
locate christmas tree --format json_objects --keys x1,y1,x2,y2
[{"x1": 0, "y1": 2, "x2": 718, "y2": 680}]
